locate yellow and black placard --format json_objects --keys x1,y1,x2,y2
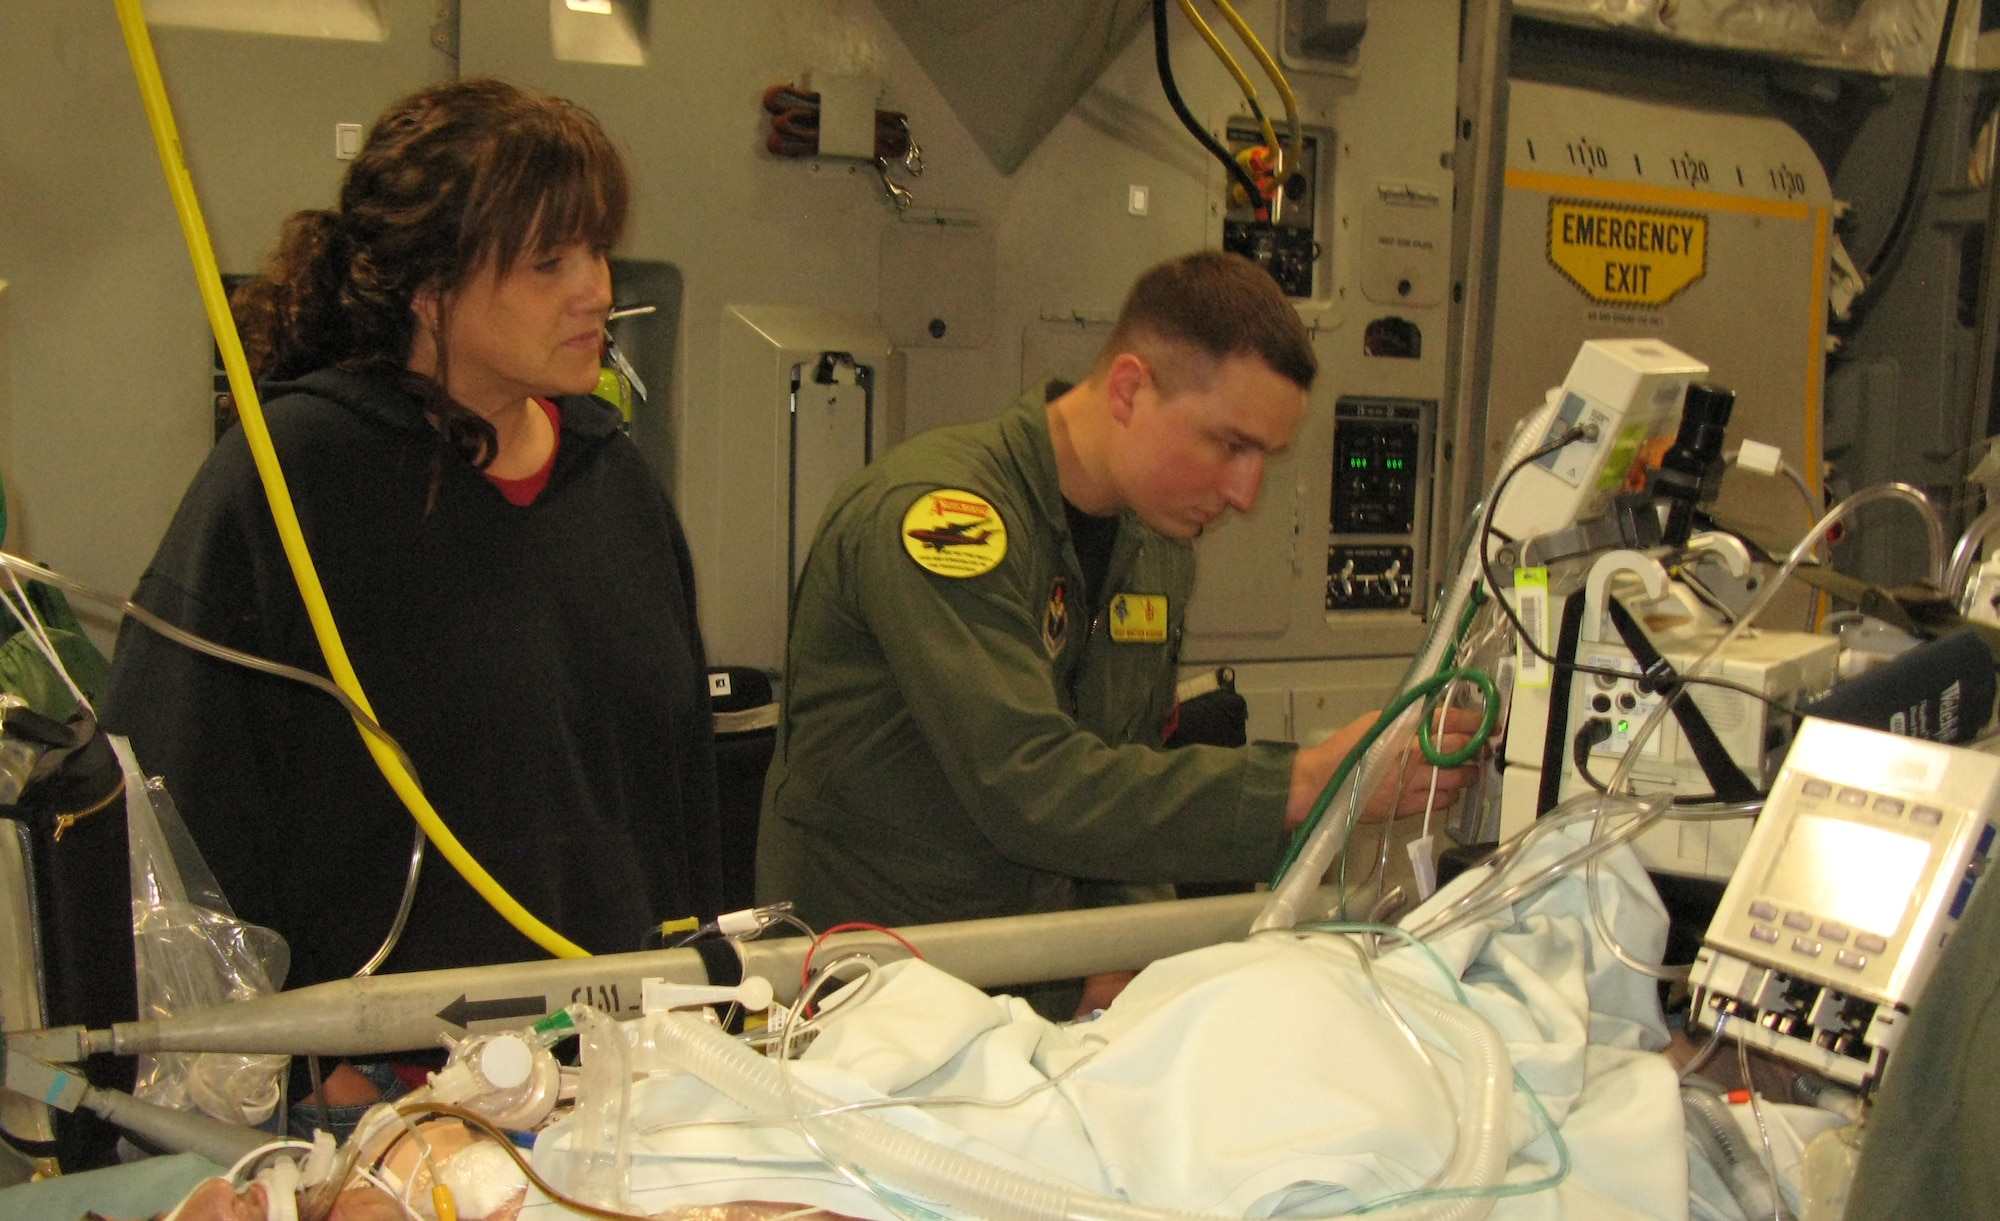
[
  {"x1": 902, "y1": 488, "x2": 1007, "y2": 578},
  {"x1": 1546, "y1": 198, "x2": 1707, "y2": 307},
  {"x1": 1108, "y1": 593, "x2": 1169, "y2": 644}
]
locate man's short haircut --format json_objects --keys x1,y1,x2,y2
[{"x1": 1097, "y1": 251, "x2": 1317, "y2": 394}]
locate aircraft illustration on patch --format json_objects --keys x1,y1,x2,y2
[{"x1": 906, "y1": 520, "x2": 995, "y2": 552}]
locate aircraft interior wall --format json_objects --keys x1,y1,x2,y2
[{"x1": 0, "y1": 0, "x2": 1461, "y2": 709}]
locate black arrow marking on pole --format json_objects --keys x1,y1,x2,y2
[{"x1": 436, "y1": 994, "x2": 547, "y2": 1029}]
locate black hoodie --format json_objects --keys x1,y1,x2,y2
[{"x1": 104, "y1": 366, "x2": 724, "y2": 989}]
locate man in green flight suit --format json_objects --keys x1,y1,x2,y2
[{"x1": 756, "y1": 252, "x2": 1476, "y2": 1009}]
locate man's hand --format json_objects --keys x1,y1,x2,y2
[{"x1": 1285, "y1": 706, "x2": 1485, "y2": 829}]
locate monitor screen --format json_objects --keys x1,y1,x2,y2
[{"x1": 1762, "y1": 814, "x2": 1932, "y2": 937}]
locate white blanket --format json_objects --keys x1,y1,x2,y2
[{"x1": 529, "y1": 825, "x2": 1694, "y2": 1219}]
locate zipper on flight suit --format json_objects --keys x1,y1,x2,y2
[{"x1": 1065, "y1": 528, "x2": 1143, "y2": 714}]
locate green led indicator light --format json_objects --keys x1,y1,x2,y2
[{"x1": 1617, "y1": 719, "x2": 1630, "y2": 733}]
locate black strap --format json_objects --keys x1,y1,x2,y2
[
  {"x1": 1537, "y1": 592, "x2": 1589, "y2": 816},
  {"x1": 1604, "y1": 600, "x2": 1760, "y2": 803},
  {"x1": 691, "y1": 935, "x2": 742, "y2": 986}
]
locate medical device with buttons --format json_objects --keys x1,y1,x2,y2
[{"x1": 1690, "y1": 717, "x2": 2000, "y2": 1088}]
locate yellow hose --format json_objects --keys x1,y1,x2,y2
[
  {"x1": 1208, "y1": 0, "x2": 1301, "y2": 186},
  {"x1": 113, "y1": 0, "x2": 588, "y2": 958},
  {"x1": 1175, "y1": 0, "x2": 1281, "y2": 187}
]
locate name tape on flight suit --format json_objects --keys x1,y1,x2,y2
[
  {"x1": 1108, "y1": 593, "x2": 1168, "y2": 643},
  {"x1": 902, "y1": 488, "x2": 1007, "y2": 577},
  {"x1": 1546, "y1": 198, "x2": 1707, "y2": 307}
]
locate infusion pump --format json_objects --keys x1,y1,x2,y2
[{"x1": 1690, "y1": 718, "x2": 2000, "y2": 1088}]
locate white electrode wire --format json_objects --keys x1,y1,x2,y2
[
  {"x1": 1348, "y1": 596, "x2": 1503, "y2": 910},
  {"x1": 1318, "y1": 401, "x2": 1563, "y2": 938},
  {"x1": 0, "y1": 552, "x2": 415, "y2": 778},
  {"x1": 0, "y1": 570, "x2": 94, "y2": 715},
  {"x1": 355, "y1": 1168, "x2": 426, "y2": 1221},
  {"x1": 1418, "y1": 673, "x2": 1462, "y2": 847},
  {"x1": 1525, "y1": 484, "x2": 1940, "y2": 979},
  {"x1": 654, "y1": 988, "x2": 1510, "y2": 1221},
  {"x1": 0, "y1": 549, "x2": 426, "y2": 977},
  {"x1": 1334, "y1": 936, "x2": 1463, "y2": 1192},
  {"x1": 774, "y1": 957, "x2": 922, "y2": 1221},
  {"x1": 1258, "y1": 396, "x2": 1565, "y2": 935},
  {"x1": 633, "y1": 1046, "x2": 1108, "y2": 1140}
]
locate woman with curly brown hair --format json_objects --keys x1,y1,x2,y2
[{"x1": 102, "y1": 79, "x2": 724, "y2": 1127}]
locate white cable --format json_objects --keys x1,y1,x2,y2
[
  {"x1": 1736, "y1": 1037, "x2": 1787, "y2": 1221},
  {"x1": 355, "y1": 1167, "x2": 427, "y2": 1221},
  {"x1": 0, "y1": 570, "x2": 93, "y2": 715}
]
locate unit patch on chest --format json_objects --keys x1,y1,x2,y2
[
  {"x1": 1108, "y1": 593, "x2": 1168, "y2": 643},
  {"x1": 1041, "y1": 578, "x2": 1069, "y2": 657},
  {"x1": 902, "y1": 488, "x2": 1007, "y2": 578}
]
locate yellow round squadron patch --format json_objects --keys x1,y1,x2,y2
[{"x1": 901, "y1": 488, "x2": 1007, "y2": 578}]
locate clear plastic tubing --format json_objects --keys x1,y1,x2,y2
[
  {"x1": 1416, "y1": 483, "x2": 1939, "y2": 944},
  {"x1": 645, "y1": 998, "x2": 1512, "y2": 1221},
  {"x1": 1945, "y1": 498, "x2": 2000, "y2": 602},
  {"x1": 1254, "y1": 393, "x2": 1566, "y2": 936}
]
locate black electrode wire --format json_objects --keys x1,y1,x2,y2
[
  {"x1": 1572, "y1": 719, "x2": 1615, "y2": 794},
  {"x1": 1560, "y1": 716, "x2": 1752, "y2": 804},
  {"x1": 1860, "y1": 0, "x2": 1964, "y2": 285},
  {"x1": 1153, "y1": 0, "x2": 1266, "y2": 211},
  {"x1": 1478, "y1": 439, "x2": 1805, "y2": 720}
]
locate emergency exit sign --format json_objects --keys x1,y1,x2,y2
[{"x1": 1546, "y1": 198, "x2": 1707, "y2": 307}]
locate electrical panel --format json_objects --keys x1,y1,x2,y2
[
  {"x1": 1222, "y1": 124, "x2": 1325, "y2": 299},
  {"x1": 1326, "y1": 396, "x2": 1430, "y2": 611}
]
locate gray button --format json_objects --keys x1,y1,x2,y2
[
  {"x1": 1820, "y1": 922, "x2": 1849, "y2": 942},
  {"x1": 1839, "y1": 788, "x2": 1869, "y2": 807},
  {"x1": 1835, "y1": 950, "x2": 1867, "y2": 971},
  {"x1": 1783, "y1": 911, "x2": 1814, "y2": 932},
  {"x1": 1874, "y1": 797, "x2": 1905, "y2": 816},
  {"x1": 1749, "y1": 900, "x2": 1778, "y2": 921},
  {"x1": 1793, "y1": 937, "x2": 1823, "y2": 957},
  {"x1": 1751, "y1": 925, "x2": 1779, "y2": 944},
  {"x1": 1913, "y1": 806, "x2": 1944, "y2": 826},
  {"x1": 1802, "y1": 779, "x2": 1832, "y2": 798},
  {"x1": 1856, "y1": 933, "x2": 1888, "y2": 954}
]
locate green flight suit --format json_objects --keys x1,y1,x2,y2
[
  {"x1": 756, "y1": 392, "x2": 1296, "y2": 931},
  {"x1": 1842, "y1": 873, "x2": 2000, "y2": 1219}
]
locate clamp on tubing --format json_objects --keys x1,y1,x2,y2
[{"x1": 113, "y1": 0, "x2": 586, "y2": 958}]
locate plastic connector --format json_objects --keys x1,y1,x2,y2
[
  {"x1": 715, "y1": 907, "x2": 764, "y2": 938},
  {"x1": 640, "y1": 975, "x2": 776, "y2": 1015},
  {"x1": 1734, "y1": 439, "x2": 1783, "y2": 477},
  {"x1": 427, "y1": 1059, "x2": 480, "y2": 1105},
  {"x1": 427, "y1": 1031, "x2": 560, "y2": 1129},
  {"x1": 301, "y1": 1130, "x2": 338, "y2": 1189}
]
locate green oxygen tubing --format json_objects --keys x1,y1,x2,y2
[{"x1": 113, "y1": 0, "x2": 589, "y2": 958}]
